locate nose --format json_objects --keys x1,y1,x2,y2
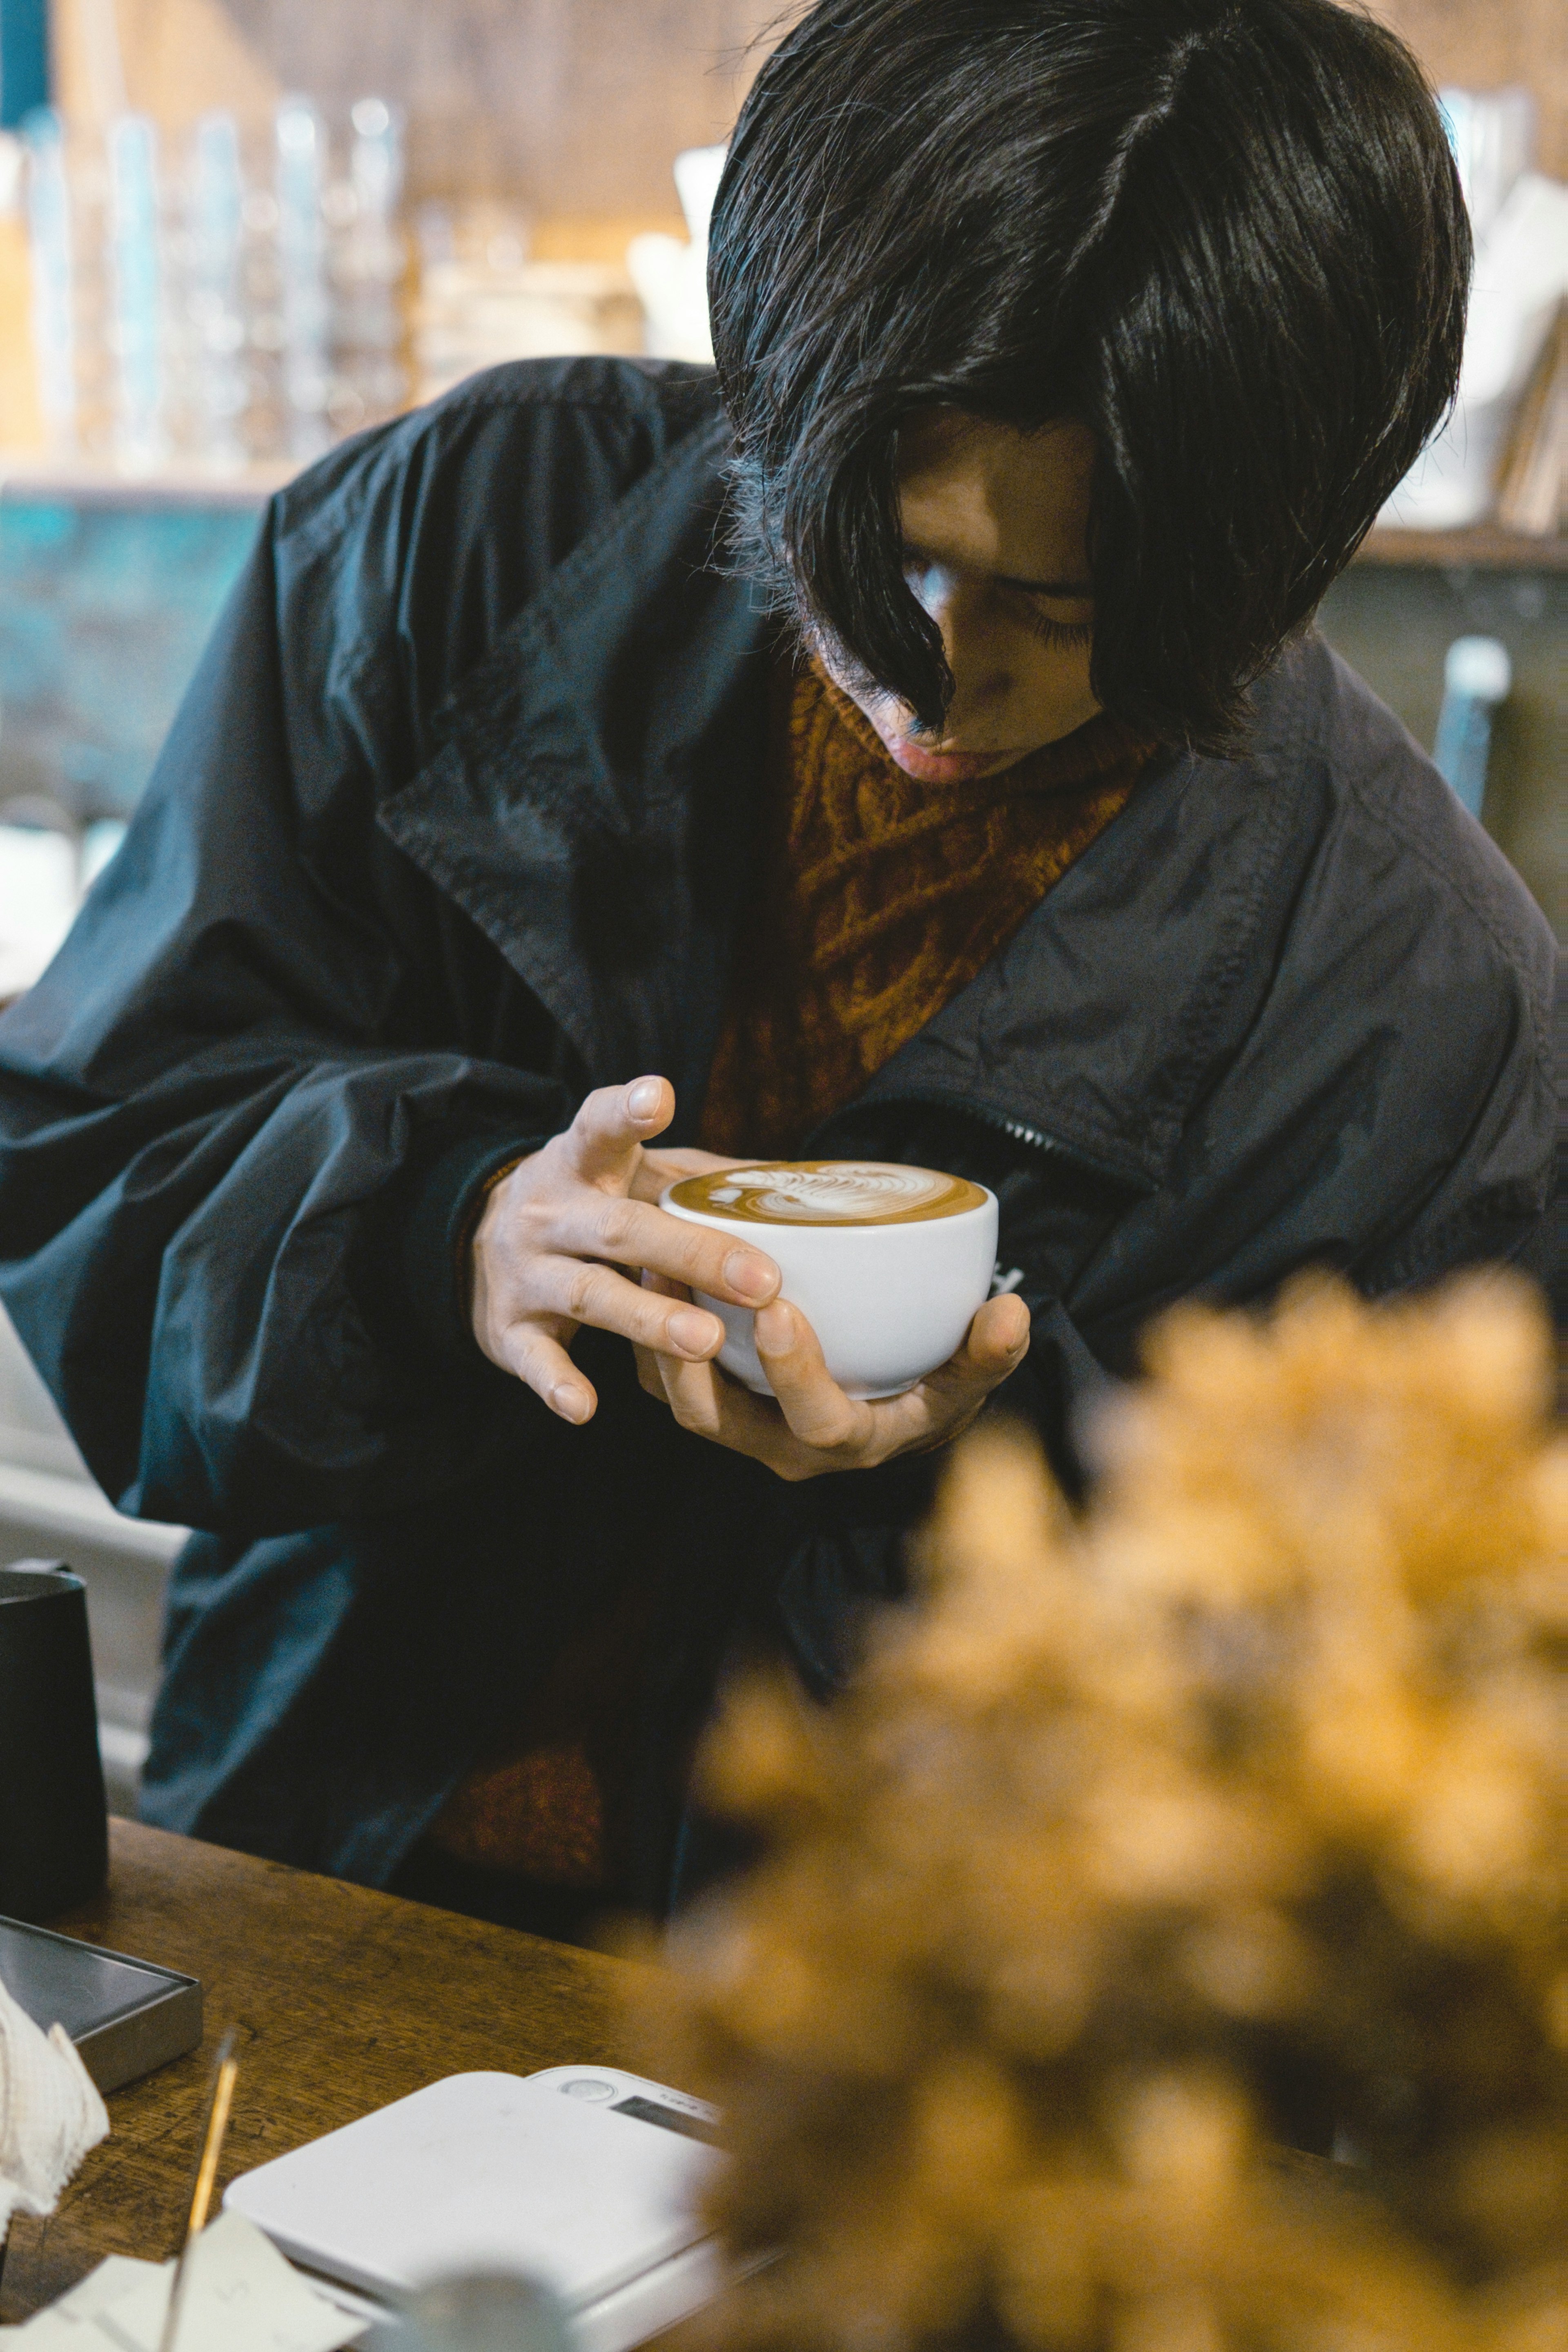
[{"x1": 907, "y1": 563, "x2": 1012, "y2": 729}]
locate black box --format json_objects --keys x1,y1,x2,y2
[{"x1": 0, "y1": 1913, "x2": 203, "y2": 2091}]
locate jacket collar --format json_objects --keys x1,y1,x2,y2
[
  {"x1": 378, "y1": 414, "x2": 773, "y2": 1124},
  {"x1": 828, "y1": 643, "x2": 1323, "y2": 1192}
]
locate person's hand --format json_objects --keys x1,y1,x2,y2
[
  {"x1": 634, "y1": 1277, "x2": 1031, "y2": 1481},
  {"x1": 627, "y1": 1142, "x2": 744, "y2": 1206},
  {"x1": 470, "y1": 1076, "x2": 780, "y2": 1423}
]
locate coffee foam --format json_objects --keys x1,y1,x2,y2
[{"x1": 668, "y1": 1161, "x2": 987, "y2": 1227}]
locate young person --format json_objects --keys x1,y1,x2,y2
[{"x1": 0, "y1": 0, "x2": 1550, "y2": 1936}]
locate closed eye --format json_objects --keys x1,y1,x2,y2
[
  {"x1": 1011, "y1": 591, "x2": 1093, "y2": 651},
  {"x1": 899, "y1": 545, "x2": 1094, "y2": 650}
]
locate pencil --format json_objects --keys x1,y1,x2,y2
[{"x1": 157, "y1": 2028, "x2": 239, "y2": 2352}]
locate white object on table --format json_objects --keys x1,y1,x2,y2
[
  {"x1": 224, "y1": 2067, "x2": 726, "y2": 2352},
  {"x1": 0, "y1": 2207, "x2": 362, "y2": 2348},
  {"x1": 0, "y1": 1967, "x2": 108, "y2": 2246}
]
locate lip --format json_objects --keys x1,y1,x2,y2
[{"x1": 885, "y1": 738, "x2": 1024, "y2": 784}]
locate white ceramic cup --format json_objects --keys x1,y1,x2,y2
[{"x1": 660, "y1": 1162, "x2": 999, "y2": 1399}]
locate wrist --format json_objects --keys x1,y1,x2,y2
[
  {"x1": 401, "y1": 1132, "x2": 549, "y2": 1362},
  {"x1": 462, "y1": 1150, "x2": 530, "y2": 1272}
]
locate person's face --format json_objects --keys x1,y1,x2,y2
[{"x1": 821, "y1": 409, "x2": 1100, "y2": 784}]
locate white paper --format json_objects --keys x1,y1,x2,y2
[
  {"x1": 0, "y1": 1976, "x2": 109, "y2": 2243},
  {"x1": 0, "y1": 2208, "x2": 365, "y2": 2348}
]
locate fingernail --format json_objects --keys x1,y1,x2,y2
[
  {"x1": 755, "y1": 1302, "x2": 793, "y2": 1354},
  {"x1": 724, "y1": 1250, "x2": 777, "y2": 1303},
  {"x1": 552, "y1": 1383, "x2": 591, "y2": 1423},
  {"x1": 626, "y1": 1079, "x2": 662, "y2": 1120},
  {"x1": 668, "y1": 1307, "x2": 722, "y2": 1357}
]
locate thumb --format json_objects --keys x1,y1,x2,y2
[
  {"x1": 566, "y1": 1076, "x2": 675, "y2": 1188},
  {"x1": 924, "y1": 1292, "x2": 1031, "y2": 1399}
]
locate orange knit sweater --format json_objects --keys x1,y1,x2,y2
[
  {"x1": 700, "y1": 659, "x2": 1153, "y2": 1156},
  {"x1": 428, "y1": 658, "x2": 1152, "y2": 1888}
]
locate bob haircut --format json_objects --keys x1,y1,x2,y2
[{"x1": 708, "y1": 0, "x2": 1470, "y2": 751}]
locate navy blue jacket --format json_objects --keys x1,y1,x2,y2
[{"x1": 0, "y1": 361, "x2": 1553, "y2": 1903}]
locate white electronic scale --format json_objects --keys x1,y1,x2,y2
[{"x1": 224, "y1": 2065, "x2": 729, "y2": 2351}]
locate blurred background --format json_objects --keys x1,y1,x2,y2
[{"x1": 0, "y1": 0, "x2": 1560, "y2": 1811}]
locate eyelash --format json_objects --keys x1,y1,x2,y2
[
  {"x1": 900, "y1": 556, "x2": 1093, "y2": 650},
  {"x1": 1016, "y1": 600, "x2": 1093, "y2": 651}
]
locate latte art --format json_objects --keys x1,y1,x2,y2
[
  {"x1": 662, "y1": 1159, "x2": 999, "y2": 1396},
  {"x1": 668, "y1": 1161, "x2": 987, "y2": 1227}
]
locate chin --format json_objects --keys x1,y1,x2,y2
[
  {"x1": 824, "y1": 657, "x2": 1099, "y2": 777},
  {"x1": 885, "y1": 738, "x2": 1022, "y2": 784}
]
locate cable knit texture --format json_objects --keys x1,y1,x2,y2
[
  {"x1": 430, "y1": 656, "x2": 1153, "y2": 1889},
  {"x1": 699, "y1": 659, "x2": 1154, "y2": 1156}
]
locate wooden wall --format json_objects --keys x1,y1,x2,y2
[
  {"x1": 53, "y1": 0, "x2": 782, "y2": 230},
  {"x1": 51, "y1": 0, "x2": 1566, "y2": 223},
  {"x1": 1372, "y1": 0, "x2": 1566, "y2": 178}
]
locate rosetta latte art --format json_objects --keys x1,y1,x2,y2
[{"x1": 668, "y1": 1162, "x2": 987, "y2": 1226}]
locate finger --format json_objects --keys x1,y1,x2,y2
[
  {"x1": 648, "y1": 1339, "x2": 794, "y2": 1454},
  {"x1": 749, "y1": 1290, "x2": 1031, "y2": 1465},
  {"x1": 644, "y1": 1343, "x2": 726, "y2": 1438},
  {"x1": 629, "y1": 1146, "x2": 750, "y2": 1203},
  {"x1": 533, "y1": 1255, "x2": 727, "y2": 1359},
  {"x1": 639, "y1": 1269, "x2": 690, "y2": 1299},
  {"x1": 552, "y1": 1193, "x2": 780, "y2": 1307},
  {"x1": 492, "y1": 1324, "x2": 599, "y2": 1425},
  {"x1": 864, "y1": 1294, "x2": 1031, "y2": 1420},
  {"x1": 842, "y1": 1292, "x2": 1033, "y2": 1457},
  {"x1": 751, "y1": 1301, "x2": 875, "y2": 1453},
  {"x1": 635, "y1": 1280, "x2": 775, "y2": 1443},
  {"x1": 564, "y1": 1076, "x2": 675, "y2": 1187},
  {"x1": 923, "y1": 1292, "x2": 1033, "y2": 1392},
  {"x1": 639, "y1": 1299, "x2": 902, "y2": 1480}
]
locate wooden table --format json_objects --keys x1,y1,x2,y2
[{"x1": 0, "y1": 1818, "x2": 645, "y2": 2324}]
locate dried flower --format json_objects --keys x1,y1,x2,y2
[{"x1": 637, "y1": 1274, "x2": 1566, "y2": 2352}]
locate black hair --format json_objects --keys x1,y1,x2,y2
[{"x1": 708, "y1": 0, "x2": 1470, "y2": 751}]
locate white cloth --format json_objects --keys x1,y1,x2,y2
[{"x1": 0, "y1": 1969, "x2": 109, "y2": 2243}]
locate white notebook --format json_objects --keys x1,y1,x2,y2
[{"x1": 223, "y1": 2066, "x2": 726, "y2": 2352}]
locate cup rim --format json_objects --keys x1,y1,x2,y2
[{"x1": 660, "y1": 1180, "x2": 997, "y2": 1234}]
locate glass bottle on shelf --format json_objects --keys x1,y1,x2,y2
[
  {"x1": 275, "y1": 96, "x2": 332, "y2": 463},
  {"x1": 107, "y1": 113, "x2": 165, "y2": 470},
  {"x1": 178, "y1": 111, "x2": 248, "y2": 468}
]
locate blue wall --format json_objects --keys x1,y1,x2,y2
[
  {"x1": 0, "y1": 0, "x2": 48, "y2": 128},
  {"x1": 0, "y1": 497, "x2": 261, "y2": 824}
]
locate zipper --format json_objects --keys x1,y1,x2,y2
[
  {"x1": 806, "y1": 1087, "x2": 1151, "y2": 1196},
  {"x1": 959, "y1": 1101, "x2": 1068, "y2": 1160}
]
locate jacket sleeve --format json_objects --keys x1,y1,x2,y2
[
  {"x1": 0, "y1": 490, "x2": 572, "y2": 1537},
  {"x1": 1067, "y1": 764, "x2": 1556, "y2": 1359}
]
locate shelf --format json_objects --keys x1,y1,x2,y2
[
  {"x1": 1356, "y1": 523, "x2": 1568, "y2": 572},
  {"x1": 3, "y1": 456, "x2": 1564, "y2": 570},
  {"x1": 0, "y1": 452, "x2": 291, "y2": 505}
]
